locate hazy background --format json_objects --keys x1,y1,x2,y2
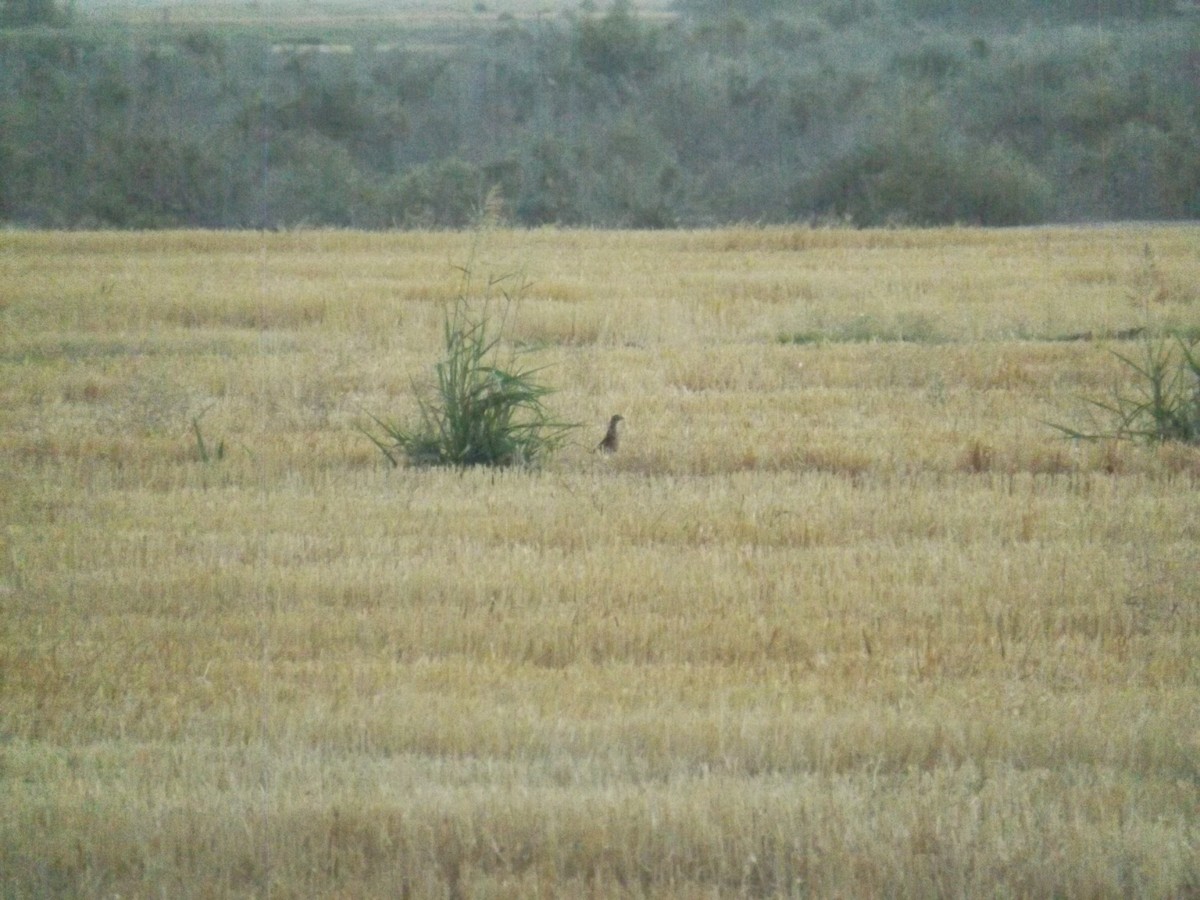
[{"x1": 2, "y1": 0, "x2": 1197, "y2": 227}]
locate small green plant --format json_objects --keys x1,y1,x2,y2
[
  {"x1": 1047, "y1": 332, "x2": 1200, "y2": 445},
  {"x1": 190, "y1": 403, "x2": 225, "y2": 463},
  {"x1": 361, "y1": 261, "x2": 577, "y2": 469},
  {"x1": 780, "y1": 313, "x2": 942, "y2": 345}
]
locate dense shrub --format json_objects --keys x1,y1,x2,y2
[
  {"x1": 797, "y1": 104, "x2": 1051, "y2": 225},
  {"x1": 385, "y1": 158, "x2": 485, "y2": 228}
]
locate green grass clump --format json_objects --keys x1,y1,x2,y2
[
  {"x1": 362, "y1": 272, "x2": 576, "y2": 469},
  {"x1": 1049, "y1": 332, "x2": 1200, "y2": 445},
  {"x1": 780, "y1": 312, "x2": 943, "y2": 345}
]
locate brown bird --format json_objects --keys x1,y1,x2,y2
[{"x1": 596, "y1": 414, "x2": 624, "y2": 453}]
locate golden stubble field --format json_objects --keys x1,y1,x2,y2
[{"x1": 1, "y1": 225, "x2": 1198, "y2": 897}]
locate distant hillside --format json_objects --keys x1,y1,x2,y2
[{"x1": 2, "y1": 0, "x2": 1196, "y2": 226}]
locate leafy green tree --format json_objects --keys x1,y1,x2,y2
[
  {"x1": 798, "y1": 102, "x2": 1050, "y2": 225},
  {"x1": 85, "y1": 135, "x2": 229, "y2": 227},
  {"x1": 2, "y1": 0, "x2": 67, "y2": 26},
  {"x1": 574, "y1": 0, "x2": 661, "y2": 81},
  {"x1": 384, "y1": 158, "x2": 483, "y2": 228},
  {"x1": 517, "y1": 138, "x2": 584, "y2": 225}
]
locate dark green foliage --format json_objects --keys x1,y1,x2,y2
[
  {"x1": 892, "y1": 0, "x2": 1178, "y2": 21},
  {"x1": 574, "y1": 0, "x2": 661, "y2": 81},
  {"x1": 0, "y1": 4, "x2": 1197, "y2": 228},
  {"x1": 893, "y1": 43, "x2": 965, "y2": 84},
  {"x1": 85, "y1": 135, "x2": 231, "y2": 227},
  {"x1": 798, "y1": 104, "x2": 1052, "y2": 225},
  {"x1": 2, "y1": 0, "x2": 68, "y2": 26},
  {"x1": 386, "y1": 159, "x2": 485, "y2": 228},
  {"x1": 516, "y1": 138, "x2": 583, "y2": 225}
]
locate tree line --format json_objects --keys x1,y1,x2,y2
[{"x1": 2, "y1": 0, "x2": 1197, "y2": 228}]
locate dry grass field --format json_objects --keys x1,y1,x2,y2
[{"x1": 1, "y1": 225, "x2": 1198, "y2": 897}]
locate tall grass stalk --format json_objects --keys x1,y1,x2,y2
[{"x1": 190, "y1": 403, "x2": 225, "y2": 463}]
